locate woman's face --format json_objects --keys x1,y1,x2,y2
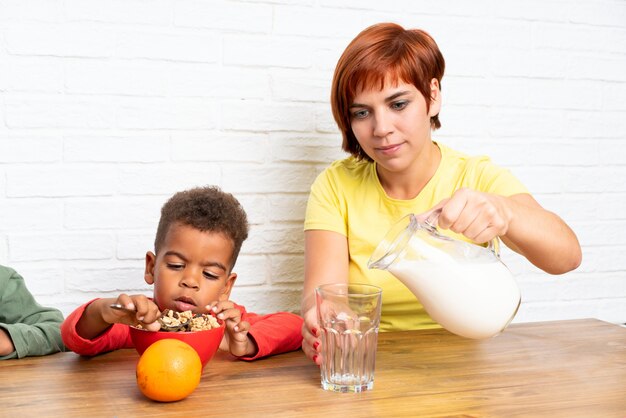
[{"x1": 349, "y1": 78, "x2": 440, "y2": 176}]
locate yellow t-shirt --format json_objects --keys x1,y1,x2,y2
[{"x1": 304, "y1": 142, "x2": 529, "y2": 331}]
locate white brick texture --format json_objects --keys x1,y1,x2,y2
[{"x1": 0, "y1": 1, "x2": 624, "y2": 327}]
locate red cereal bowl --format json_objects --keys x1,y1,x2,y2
[{"x1": 129, "y1": 323, "x2": 225, "y2": 368}]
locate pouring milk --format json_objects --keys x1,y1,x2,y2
[{"x1": 368, "y1": 213, "x2": 521, "y2": 339}]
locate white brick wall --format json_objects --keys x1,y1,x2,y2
[{"x1": 1, "y1": 1, "x2": 625, "y2": 326}]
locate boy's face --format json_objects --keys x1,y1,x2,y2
[{"x1": 144, "y1": 222, "x2": 237, "y2": 314}]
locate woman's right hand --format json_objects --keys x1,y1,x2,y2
[
  {"x1": 301, "y1": 230, "x2": 350, "y2": 366},
  {"x1": 301, "y1": 307, "x2": 322, "y2": 366}
]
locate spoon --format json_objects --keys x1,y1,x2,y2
[{"x1": 109, "y1": 303, "x2": 183, "y2": 331}]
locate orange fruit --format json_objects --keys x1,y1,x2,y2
[{"x1": 136, "y1": 339, "x2": 202, "y2": 402}]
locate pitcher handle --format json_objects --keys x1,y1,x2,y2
[
  {"x1": 488, "y1": 236, "x2": 501, "y2": 258},
  {"x1": 423, "y1": 207, "x2": 442, "y2": 230},
  {"x1": 421, "y1": 208, "x2": 501, "y2": 259}
]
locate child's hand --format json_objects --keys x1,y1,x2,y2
[
  {"x1": 0, "y1": 328, "x2": 15, "y2": 356},
  {"x1": 104, "y1": 294, "x2": 161, "y2": 332},
  {"x1": 208, "y1": 298, "x2": 257, "y2": 358},
  {"x1": 77, "y1": 294, "x2": 161, "y2": 340}
]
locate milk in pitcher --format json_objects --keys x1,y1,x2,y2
[
  {"x1": 369, "y1": 212, "x2": 522, "y2": 339},
  {"x1": 388, "y1": 259, "x2": 520, "y2": 339}
]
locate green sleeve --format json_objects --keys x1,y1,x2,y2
[{"x1": 0, "y1": 266, "x2": 66, "y2": 359}]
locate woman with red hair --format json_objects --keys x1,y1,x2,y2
[{"x1": 301, "y1": 23, "x2": 582, "y2": 364}]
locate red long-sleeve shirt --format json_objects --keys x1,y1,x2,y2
[{"x1": 61, "y1": 299, "x2": 303, "y2": 361}]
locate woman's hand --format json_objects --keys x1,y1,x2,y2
[
  {"x1": 426, "y1": 188, "x2": 512, "y2": 245},
  {"x1": 425, "y1": 188, "x2": 582, "y2": 274},
  {"x1": 208, "y1": 298, "x2": 256, "y2": 358},
  {"x1": 301, "y1": 230, "x2": 350, "y2": 365},
  {"x1": 301, "y1": 307, "x2": 322, "y2": 366}
]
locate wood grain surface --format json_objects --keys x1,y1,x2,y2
[{"x1": 1, "y1": 319, "x2": 624, "y2": 417}]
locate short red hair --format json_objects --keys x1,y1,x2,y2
[{"x1": 331, "y1": 23, "x2": 445, "y2": 161}]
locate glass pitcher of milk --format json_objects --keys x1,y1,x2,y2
[{"x1": 367, "y1": 210, "x2": 520, "y2": 339}]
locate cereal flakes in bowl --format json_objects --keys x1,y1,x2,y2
[
  {"x1": 157, "y1": 309, "x2": 221, "y2": 332},
  {"x1": 130, "y1": 310, "x2": 225, "y2": 368}
]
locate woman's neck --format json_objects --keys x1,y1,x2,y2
[{"x1": 377, "y1": 142, "x2": 441, "y2": 200}]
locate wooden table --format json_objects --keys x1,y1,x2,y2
[{"x1": 1, "y1": 319, "x2": 625, "y2": 417}]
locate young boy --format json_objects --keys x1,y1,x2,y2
[
  {"x1": 1, "y1": 264, "x2": 65, "y2": 359},
  {"x1": 62, "y1": 186, "x2": 303, "y2": 360}
]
